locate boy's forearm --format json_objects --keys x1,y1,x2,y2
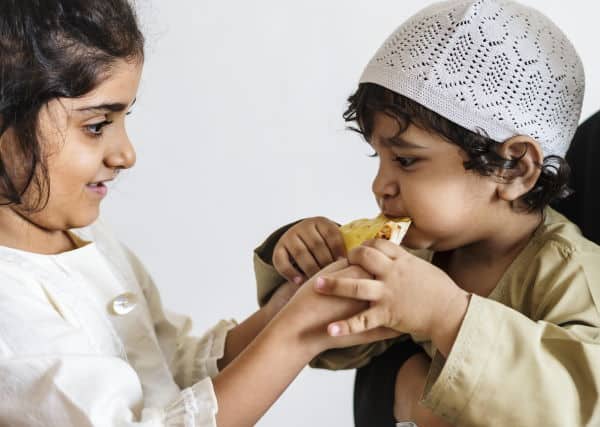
[{"x1": 213, "y1": 321, "x2": 313, "y2": 427}]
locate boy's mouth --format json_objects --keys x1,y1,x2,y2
[{"x1": 382, "y1": 209, "x2": 406, "y2": 220}]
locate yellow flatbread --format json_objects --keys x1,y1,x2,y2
[{"x1": 340, "y1": 214, "x2": 411, "y2": 251}]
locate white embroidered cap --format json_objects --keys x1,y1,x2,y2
[{"x1": 359, "y1": 0, "x2": 585, "y2": 158}]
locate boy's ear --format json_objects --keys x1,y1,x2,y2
[{"x1": 495, "y1": 135, "x2": 544, "y2": 203}]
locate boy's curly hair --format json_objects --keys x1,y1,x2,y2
[{"x1": 344, "y1": 83, "x2": 572, "y2": 212}]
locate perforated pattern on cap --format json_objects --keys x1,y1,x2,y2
[{"x1": 359, "y1": 0, "x2": 584, "y2": 157}]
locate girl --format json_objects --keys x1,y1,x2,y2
[{"x1": 0, "y1": 1, "x2": 395, "y2": 426}]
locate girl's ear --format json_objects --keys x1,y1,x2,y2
[{"x1": 495, "y1": 135, "x2": 544, "y2": 203}]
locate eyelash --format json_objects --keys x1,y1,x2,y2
[
  {"x1": 394, "y1": 156, "x2": 418, "y2": 168},
  {"x1": 368, "y1": 151, "x2": 419, "y2": 169},
  {"x1": 85, "y1": 120, "x2": 113, "y2": 137}
]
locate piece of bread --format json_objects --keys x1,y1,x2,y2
[{"x1": 339, "y1": 214, "x2": 411, "y2": 251}]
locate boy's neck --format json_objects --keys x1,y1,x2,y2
[{"x1": 438, "y1": 207, "x2": 544, "y2": 296}]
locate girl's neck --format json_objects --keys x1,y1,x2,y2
[{"x1": 0, "y1": 207, "x2": 77, "y2": 255}]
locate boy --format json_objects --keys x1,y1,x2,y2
[{"x1": 254, "y1": 1, "x2": 600, "y2": 426}]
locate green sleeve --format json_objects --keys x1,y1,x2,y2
[{"x1": 253, "y1": 221, "x2": 300, "y2": 307}]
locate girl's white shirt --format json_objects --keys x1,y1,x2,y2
[{"x1": 0, "y1": 218, "x2": 236, "y2": 427}]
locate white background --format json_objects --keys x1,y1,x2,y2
[{"x1": 103, "y1": 1, "x2": 600, "y2": 425}]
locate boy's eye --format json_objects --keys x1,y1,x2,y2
[
  {"x1": 394, "y1": 156, "x2": 418, "y2": 167},
  {"x1": 85, "y1": 120, "x2": 113, "y2": 136}
]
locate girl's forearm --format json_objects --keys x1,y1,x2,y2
[
  {"x1": 213, "y1": 321, "x2": 313, "y2": 427},
  {"x1": 217, "y1": 305, "x2": 274, "y2": 371},
  {"x1": 218, "y1": 282, "x2": 298, "y2": 370}
]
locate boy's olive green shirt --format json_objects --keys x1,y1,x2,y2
[{"x1": 253, "y1": 208, "x2": 600, "y2": 426}]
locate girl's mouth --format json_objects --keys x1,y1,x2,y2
[{"x1": 86, "y1": 182, "x2": 108, "y2": 197}]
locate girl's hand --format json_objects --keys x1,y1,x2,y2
[
  {"x1": 313, "y1": 239, "x2": 470, "y2": 355},
  {"x1": 274, "y1": 258, "x2": 399, "y2": 356},
  {"x1": 272, "y1": 217, "x2": 345, "y2": 284}
]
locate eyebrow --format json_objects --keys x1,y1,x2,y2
[
  {"x1": 75, "y1": 98, "x2": 137, "y2": 113},
  {"x1": 384, "y1": 136, "x2": 427, "y2": 149}
]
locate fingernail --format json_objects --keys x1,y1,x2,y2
[
  {"x1": 315, "y1": 277, "x2": 325, "y2": 289},
  {"x1": 329, "y1": 324, "x2": 341, "y2": 336},
  {"x1": 293, "y1": 276, "x2": 303, "y2": 285}
]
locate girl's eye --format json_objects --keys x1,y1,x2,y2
[
  {"x1": 394, "y1": 156, "x2": 418, "y2": 167},
  {"x1": 85, "y1": 120, "x2": 113, "y2": 137}
]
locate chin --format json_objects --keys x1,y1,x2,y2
[
  {"x1": 68, "y1": 208, "x2": 101, "y2": 229},
  {"x1": 402, "y1": 234, "x2": 436, "y2": 251}
]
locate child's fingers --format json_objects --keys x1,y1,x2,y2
[
  {"x1": 315, "y1": 222, "x2": 346, "y2": 260},
  {"x1": 314, "y1": 276, "x2": 384, "y2": 302},
  {"x1": 329, "y1": 326, "x2": 400, "y2": 348},
  {"x1": 300, "y1": 226, "x2": 336, "y2": 268},
  {"x1": 272, "y1": 246, "x2": 305, "y2": 284},
  {"x1": 361, "y1": 238, "x2": 407, "y2": 260},
  {"x1": 347, "y1": 245, "x2": 392, "y2": 276},
  {"x1": 354, "y1": 326, "x2": 400, "y2": 342},
  {"x1": 287, "y1": 235, "x2": 322, "y2": 279},
  {"x1": 318, "y1": 258, "x2": 350, "y2": 274},
  {"x1": 327, "y1": 306, "x2": 386, "y2": 336}
]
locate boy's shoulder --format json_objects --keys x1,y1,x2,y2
[
  {"x1": 533, "y1": 207, "x2": 600, "y2": 258},
  {"x1": 506, "y1": 207, "x2": 600, "y2": 322}
]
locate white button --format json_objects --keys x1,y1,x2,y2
[{"x1": 110, "y1": 292, "x2": 138, "y2": 315}]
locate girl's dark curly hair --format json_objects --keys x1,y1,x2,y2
[
  {"x1": 0, "y1": 0, "x2": 144, "y2": 211},
  {"x1": 344, "y1": 83, "x2": 572, "y2": 212}
]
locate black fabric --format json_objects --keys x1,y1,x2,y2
[
  {"x1": 353, "y1": 111, "x2": 600, "y2": 427},
  {"x1": 353, "y1": 339, "x2": 424, "y2": 427},
  {"x1": 553, "y1": 111, "x2": 600, "y2": 245}
]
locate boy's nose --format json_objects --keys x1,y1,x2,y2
[{"x1": 372, "y1": 165, "x2": 399, "y2": 200}]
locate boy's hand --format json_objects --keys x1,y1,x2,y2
[
  {"x1": 277, "y1": 258, "x2": 400, "y2": 354},
  {"x1": 273, "y1": 217, "x2": 346, "y2": 284},
  {"x1": 313, "y1": 239, "x2": 470, "y2": 356}
]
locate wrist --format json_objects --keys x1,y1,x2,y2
[
  {"x1": 262, "y1": 298, "x2": 278, "y2": 325},
  {"x1": 430, "y1": 289, "x2": 470, "y2": 357},
  {"x1": 264, "y1": 281, "x2": 299, "y2": 320},
  {"x1": 261, "y1": 314, "x2": 319, "y2": 363}
]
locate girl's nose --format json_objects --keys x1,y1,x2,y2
[{"x1": 105, "y1": 133, "x2": 136, "y2": 170}]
